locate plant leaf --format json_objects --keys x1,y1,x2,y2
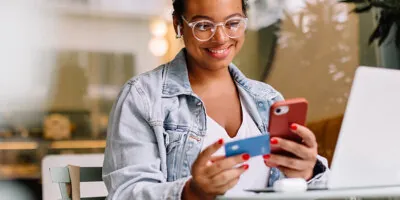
[
  {"x1": 377, "y1": 13, "x2": 395, "y2": 45},
  {"x1": 338, "y1": 0, "x2": 368, "y2": 3},
  {"x1": 369, "y1": 1, "x2": 392, "y2": 9},
  {"x1": 377, "y1": 25, "x2": 393, "y2": 45},
  {"x1": 372, "y1": 0, "x2": 400, "y2": 10},
  {"x1": 350, "y1": 4, "x2": 372, "y2": 13},
  {"x1": 368, "y1": 25, "x2": 382, "y2": 45}
]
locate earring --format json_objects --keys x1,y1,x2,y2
[{"x1": 176, "y1": 25, "x2": 182, "y2": 38}]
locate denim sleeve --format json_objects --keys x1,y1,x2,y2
[{"x1": 102, "y1": 81, "x2": 189, "y2": 200}]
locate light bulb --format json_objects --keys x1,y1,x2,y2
[
  {"x1": 150, "y1": 19, "x2": 168, "y2": 37},
  {"x1": 148, "y1": 38, "x2": 169, "y2": 57}
]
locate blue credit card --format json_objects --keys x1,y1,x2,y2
[{"x1": 224, "y1": 134, "x2": 270, "y2": 157}]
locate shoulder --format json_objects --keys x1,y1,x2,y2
[
  {"x1": 112, "y1": 65, "x2": 168, "y2": 120},
  {"x1": 122, "y1": 64, "x2": 167, "y2": 96},
  {"x1": 245, "y1": 79, "x2": 284, "y2": 102},
  {"x1": 112, "y1": 64, "x2": 167, "y2": 116},
  {"x1": 127, "y1": 65, "x2": 166, "y2": 88}
]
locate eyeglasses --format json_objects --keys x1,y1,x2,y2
[{"x1": 181, "y1": 16, "x2": 248, "y2": 42}]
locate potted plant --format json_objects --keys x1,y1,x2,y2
[{"x1": 340, "y1": 0, "x2": 400, "y2": 69}]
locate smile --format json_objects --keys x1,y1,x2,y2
[
  {"x1": 207, "y1": 48, "x2": 229, "y2": 54},
  {"x1": 205, "y1": 46, "x2": 232, "y2": 59}
]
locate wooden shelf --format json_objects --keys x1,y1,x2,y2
[
  {"x1": 0, "y1": 164, "x2": 40, "y2": 180},
  {"x1": 50, "y1": 140, "x2": 106, "y2": 149},
  {"x1": 0, "y1": 142, "x2": 38, "y2": 150}
]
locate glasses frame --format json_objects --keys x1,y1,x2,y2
[{"x1": 181, "y1": 16, "x2": 248, "y2": 42}]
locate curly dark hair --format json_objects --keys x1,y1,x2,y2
[{"x1": 172, "y1": 0, "x2": 249, "y2": 22}]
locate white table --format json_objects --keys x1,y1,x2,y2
[{"x1": 217, "y1": 186, "x2": 400, "y2": 200}]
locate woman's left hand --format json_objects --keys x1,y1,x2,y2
[{"x1": 264, "y1": 123, "x2": 318, "y2": 181}]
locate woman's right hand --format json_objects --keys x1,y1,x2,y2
[{"x1": 183, "y1": 139, "x2": 250, "y2": 200}]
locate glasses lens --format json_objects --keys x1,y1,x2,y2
[
  {"x1": 224, "y1": 18, "x2": 246, "y2": 38},
  {"x1": 193, "y1": 21, "x2": 215, "y2": 41}
]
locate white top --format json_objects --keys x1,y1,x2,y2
[{"x1": 201, "y1": 99, "x2": 270, "y2": 195}]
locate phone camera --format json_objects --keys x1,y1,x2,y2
[{"x1": 274, "y1": 106, "x2": 289, "y2": 116}]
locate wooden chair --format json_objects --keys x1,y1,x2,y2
[{"x1": 50, "y1": 166, "x2": 106, "y2": 200}]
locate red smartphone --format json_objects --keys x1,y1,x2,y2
[{"x1": 268, "y1": 98, "x2": 308, "y2": 157}]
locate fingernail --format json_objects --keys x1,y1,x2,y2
[
  {"x1": 263, "y1": 154, "x2": 270, "y2": 159},
  {"x1": 242, "y1": 154, "x2": 250, "y2": 161},
  {"x1": 218, "y1": 139, "x2": 224, "y2": 144},
  {"x1": 271, "y1": 138, "x2": 278, "y2": 145},
  {"x1": 290, "y1": 124, "x2": 298, "y2": 131},
  {"x1": 243, "y1": 164, "x2": 249, "y2": 170}
]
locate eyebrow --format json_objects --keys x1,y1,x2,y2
[{"x1": 190, "y1": 13, "x2": 244, "y2": 21}]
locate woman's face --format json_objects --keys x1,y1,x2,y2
[{"x1": 176, "y1": 0, "x2": 246, "y2": 71}]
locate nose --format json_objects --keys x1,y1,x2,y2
[{"x1": 211, "y1": 25, "x2": 228, "y2": 43}]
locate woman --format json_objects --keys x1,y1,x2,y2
[{"x1": 103, "y1": 0, "x2": 329, "y2": 199}]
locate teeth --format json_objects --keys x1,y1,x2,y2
[{"x1": 209, "y1": 48, "x2": 228, "y2": 54}]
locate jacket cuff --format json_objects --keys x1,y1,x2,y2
[{"x1": 307, "y1": 159, "x2": 327, "y2": 184}]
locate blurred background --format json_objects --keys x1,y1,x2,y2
[{"x1": 0, "y1": 0, "x2": 399, "y2": 199}]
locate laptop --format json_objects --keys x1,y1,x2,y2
[{"x1": 248, "y1": 66, "x2": 400, "y2": 192}]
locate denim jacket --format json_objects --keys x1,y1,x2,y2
[{"x1": 103, "y1": 49, "x2": 330, "y2": 200}]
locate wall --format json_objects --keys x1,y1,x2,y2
[
  {"x1": 234, "y1": 30, "x2": 261, "y2": 80},
  {"x1": 358, "y1": 12, "x2": 379, "y2": 67},
  {"x1": 46, "y1": 14, "x2": 159, "y2": 111},
  {"x1": 52, "y1": 14, "x2": 159, "y2": 75},
  {"x1": 265, "y1": 0, "x2": 359, "y2": 122}
]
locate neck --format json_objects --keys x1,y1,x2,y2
[{"x1": 186, "y1": 54, "x2": 232, "y2": 87}]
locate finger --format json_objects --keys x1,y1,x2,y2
[
  {"x1": 290, "y1": 124, "x2": 317, "y2": 148},
  {"x1": 205, "y1": 155, "x2": 226, "y2": 167},
  {"x1": 197, "y1": 138, "x2": 224, "y2": 166},
  {"x1": 268, "y1": 154, "x2": 311, "y2": 171},
  {"x1": 270, "y1": 137, "x2": 314, "y2": 160},
  {"x1": 278, "y1": 166, "x2": 313, "y2": 180},
  {"x1": 212, "y1": 177, "x2": 240, "y2": 195},
  {"x1": 210, "y1": 155, "x2": 225, "y2": 162},
  {"x1": 205, "y1": 153, "x2": 250, "y2": 177},
  {"x1": 277, "y1": 166, "x2": 302, "y2": 178},
  {"x1": 211, "y1": 164, "x2": 248, "y2": 187},
  {"x1": 264, "y1": 159, "x2": 279, "y2": 168}
]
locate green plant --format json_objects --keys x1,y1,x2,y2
[{"x1": 340, "y1": 0, "x2": 400, "y2": 47}]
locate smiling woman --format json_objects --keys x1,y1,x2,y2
[{"x1": 102, "y1": 0, "x2": 330, "y2": 199}]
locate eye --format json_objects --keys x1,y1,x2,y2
[
  {"x1": 195, "y1": 22, "x2": 214, "y2": 31},
  {"x1": 225, "y1": 20, "x2": 242, "y2": 30}
]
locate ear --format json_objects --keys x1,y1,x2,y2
[{"x1": 173, "y1": 15, "x2": 183, "y2": 37}]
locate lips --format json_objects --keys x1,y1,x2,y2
[
  {"x1": 208, "y1": 48, "x2": 229, "y2": 54},
  {"x1": 205, "y1": 46, "x2": 232, "y2": 59}
]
